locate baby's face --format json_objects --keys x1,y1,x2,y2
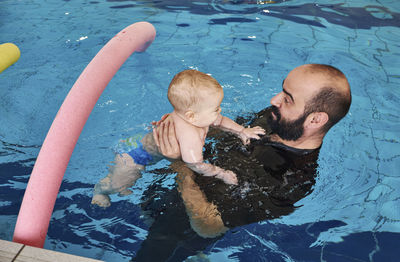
[{"x1": 192, "y1": 90, "x2": 223, "y2": 127}]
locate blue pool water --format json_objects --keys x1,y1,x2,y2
[{"x1": 1, "y1": 0, "x2": 399, "y2": 261}]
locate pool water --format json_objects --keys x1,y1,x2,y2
[{"x1": 1, "y1": 0, "x2": 399, "y2": 261}]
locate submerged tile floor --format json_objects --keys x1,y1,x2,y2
[{"x1": 0, "y1": 239, "x2": 103, "y2": 262}]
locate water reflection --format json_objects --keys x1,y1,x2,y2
[
  {"x1": 104, "y1": 0, "x2": 400, "y2": 29},
  {"x1": 1, "y1": 156, "x2": 399, "y2": 261}
]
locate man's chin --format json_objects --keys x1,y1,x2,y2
[{"x1": 268, "y1": 121, "x2": 304, "y2": 142}]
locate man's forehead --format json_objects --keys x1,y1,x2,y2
[{"x1": 283, "y1": 70, "x2": 323, "y2": 101}]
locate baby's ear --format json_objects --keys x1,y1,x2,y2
[{"x1": 184, "y1": 110, "x2": 195, "y2": 123}]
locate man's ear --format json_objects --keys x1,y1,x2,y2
[
  {"x1": 184, "y1": 110, "x2": 196, "y2": 123},
  {"x1": 306, "y1": 112, "x2": 328, "y2": 129}
]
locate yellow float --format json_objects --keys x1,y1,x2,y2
[{"x1": 0, "y1": 43, "x2": 20, "y2": 73}]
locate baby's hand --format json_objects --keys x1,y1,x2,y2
[
  {"x1": 215, "y1": 169, "x2": 238, "y2": 185},
  {"x1": 239, "y1": 126, "x2": 265, "y2": 145}
]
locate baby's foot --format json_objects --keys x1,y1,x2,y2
[
  {"x1": 91, "y1": 194, "x2": 111, "y2": 208},
  {"x1": 93, "y1": 177, "x2": 113, "y2": 194}
]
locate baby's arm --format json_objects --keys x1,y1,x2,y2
[
  {"x1": 212, "y1": 114, "x2": 265, "y2": 145},
  {"x1": 186, "y1": 162, "x2": 238, "y2": 185},
  {"x1": 177, "y1": 128, "x2": 238, "y2": 185}
]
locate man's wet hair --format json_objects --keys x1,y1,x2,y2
[{"x1": 304, "y1": 64, "x2": 352, "y2": 133}]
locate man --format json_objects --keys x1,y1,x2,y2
[{"x1": 132, "y1": 64, "x2": 351, "y2": 261}]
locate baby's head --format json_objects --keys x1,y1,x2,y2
[{"x1": 168, "y1": 70, "x2": 223, "y2": 127}]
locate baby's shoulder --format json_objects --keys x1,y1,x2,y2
[{"x1": 175, "y1": 120, "x2": 200, "y2": 135}]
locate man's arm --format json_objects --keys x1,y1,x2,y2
[
  {"x1": 172, "y1": 161, "x2": 228, "y2": 238},
  {"x1": 152, "y1": 122, "x2": 229, "y2": 237}
]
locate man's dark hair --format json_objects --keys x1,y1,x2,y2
[{"x1": 304, "y1": 64, "x2": 352, "y2": 133}]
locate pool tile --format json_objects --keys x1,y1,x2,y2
[
  {"x1": 0, "y1": 239, "x2": 23, "y2": 262},
  {"x1": 0, "y1": 239, "x2": 104, "y2": 262}
]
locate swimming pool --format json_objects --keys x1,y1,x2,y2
[{"x1": 1, "y1": 0, "x2": 399, "y2": 261}]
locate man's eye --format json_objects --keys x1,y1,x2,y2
[{"x1": 284, "y1": 97, "x2": 289, "y2": 103}]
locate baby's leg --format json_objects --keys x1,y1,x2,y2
[
  {"x1": 92, "y1": 153, "x2": 144, "y2": 208},
  {"x1": 91, "y1": 132, "x2": 162, "y2": 208},
  {"x1": 140, "y1": 132, "x2": 164, "y2": 162}
]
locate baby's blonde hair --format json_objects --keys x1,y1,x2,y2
[{"x1": 168, "y1": 70, "x2": 223, "y2": 112}]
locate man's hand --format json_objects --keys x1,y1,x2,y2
[
  {"x1": 152, "y1": 115, "x2": 181, "y2": 159},
  {"x1": 239, "y1": 126, "x2": 265, "y2": 145},
  {"x1": 151, "y1": 113, "x2": 169, "y2": 126}
]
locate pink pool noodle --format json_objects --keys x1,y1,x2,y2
[{"x1": 13, "y1": 21, "x2": 156, "y2": 248}]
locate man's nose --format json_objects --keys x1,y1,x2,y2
[{"x1": 270, "y1": 92, "x2": 282, "y2": 107}]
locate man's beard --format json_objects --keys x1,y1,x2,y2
[{"x1": 267, "y1": 106, "x2": 308, "y2": 141}]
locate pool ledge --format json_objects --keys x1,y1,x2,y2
[{"x1": 0, "y1": 239, "x2": 104, "y2": 262}]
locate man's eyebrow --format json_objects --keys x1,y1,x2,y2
[
  {"x1": 283, "y1": 88, "x2": 294, "y2": 103},
  {"x1": 281, "y1": 78, "x2": 294, "y2": 102}
]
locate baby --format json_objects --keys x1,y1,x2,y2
[{"x1": 92, "y1": 70, "x2": 265, "y2": 207}]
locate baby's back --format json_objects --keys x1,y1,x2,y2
[{"x1": 169, "y1": 111, "x2": 208, "y2": 163}]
